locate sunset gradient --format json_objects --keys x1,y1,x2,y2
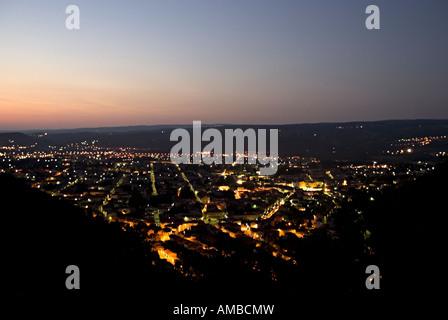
[{"x1": 1, "y1": 0, "x2": 447, "y2": 130}]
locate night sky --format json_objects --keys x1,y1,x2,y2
[{"x1": 1, "y1": 0, "x2": 447, "y2": 130}]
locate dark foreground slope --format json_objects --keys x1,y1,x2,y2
[
  {"x1": 1, "y1": 173, "x2": 187, "y2": 301},
  {"x1": 363, "y1": 160, "x2": 447, "y2": 295}
]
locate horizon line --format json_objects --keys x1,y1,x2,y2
[{"x1": 2, "y1": 118, "x2": 448, "y2": 133}]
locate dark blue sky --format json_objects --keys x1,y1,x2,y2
[{"x1": 0, "y1": 0, "x2": 447, "y2": 129}]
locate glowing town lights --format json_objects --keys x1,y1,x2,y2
[{"x1": 407, "y1": 148, "x2": 412, "y2": 153}]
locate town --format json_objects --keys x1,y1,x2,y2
[{"x1": 0, "y1": 140, "x2": 437, "y2": 280}]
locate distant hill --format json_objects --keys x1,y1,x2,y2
[
  {"x1": 22, "y1": 124, "x2": 187, "y2": 134},
  {"x1": 1, "y1": 119, "x2": 447, "y2": 160},
  {"x1": 0, "y1": 132, "x2": 36, "y2": 146}
]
